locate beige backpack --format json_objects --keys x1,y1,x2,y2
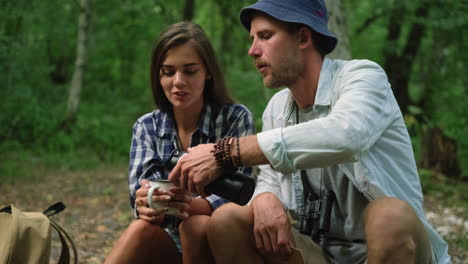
[{"x1": 0, "y1": 202, "x2": 77, "y2": 264}]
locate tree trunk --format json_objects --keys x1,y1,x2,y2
[
  {"x1": 63, "y1": 0, "x2": 89, "y2": 127},
  {"x1": 379, "y1": 3, "x2": 461, "y2": 178},
  {"x1": 417, "y1": 30, "x2": 462, "y2": 179},
  {"x1": 325, "y1": 0, "x2": 351, "y2": 60},
  {"x1": 383, "y1": 5, "x2": 428, "y2": 115},
  {"x1": 421, "y1": 127, "x2": 461, "y2": 179},
  {"x1": 217, "y1": 1, "x2": 237, "y2": 68},
  {"x1": 183, "y1": 0, "x2": 194, "y2": 21}
]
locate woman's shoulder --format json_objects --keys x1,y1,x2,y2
[
  {"x1": 135, "y1": 109, "x2": 160, "y2": 122},
  {"x1": 133, "y1": 109, "x2": 168, "y2": 129},
  {"x1": 218, "y1": 103, "x2": 252, "y2": 117}
]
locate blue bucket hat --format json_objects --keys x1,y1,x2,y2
[{"x1": 240, "y1": 0, "x2": 338, "y2": 54}]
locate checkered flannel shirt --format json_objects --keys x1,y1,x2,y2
[{"x1": 128, "y1": 103, "x2": 254, "y2": 210}]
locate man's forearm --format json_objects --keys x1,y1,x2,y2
[
  {"x1": 237, "y1": 135, "x2": 270, "y2": 167},
  {"x1": 251, "y1": 192, "x2": 284, "y2": 209}
]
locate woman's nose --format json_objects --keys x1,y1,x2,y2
[{"x1": 173, "y1": 71, "x2": 186, "y2": 87}]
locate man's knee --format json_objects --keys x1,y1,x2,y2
[
  {"x1": 206, "y1": 203, "x2": 260, "y2": 260},
  {"x1": 364, "y1": 198, "x2": 423, "y2": 260},
  {"x1": 180, "y1": 215, "x2": 210, "y2": 239},
  {"x1": 365, "y1": 197, "x2": 417, "y2": 229},
  {"x1": 208, "y1": 203, "x2": 253, "y2": 237}
]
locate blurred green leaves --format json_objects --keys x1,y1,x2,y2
[
  {"x1": 346, "y1": 0, "x2": 468, "y2": 178},
  {"x1": 0, "y1": 0, "x2": 466, "y2": 181}
]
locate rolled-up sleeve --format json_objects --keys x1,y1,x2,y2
[
  {"x1": 249, "y1": 164, "x2": 287, "y2": 207},
  {"x1": 257, "y1": 128, "x2": 294, "y2": 173}
]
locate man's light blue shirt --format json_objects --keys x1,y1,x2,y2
[{"x1": 254, "y1": 58, "x2": 451, "y2": 263}]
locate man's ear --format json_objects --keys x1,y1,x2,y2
[{"x1": 298, "y1": 27, "x2": 312, "y2": 49}]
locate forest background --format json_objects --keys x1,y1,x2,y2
[{"x1": 0, "y1": 0, "x2": 467, "y2": 258}]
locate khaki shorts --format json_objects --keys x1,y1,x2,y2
[
  {"x1": 265, "y1": 227, "x2": 329, "y2": 264},
  {"x1": 290, "y1": 227, "x2": 330, "y2": 264},
  {"x1": 270, "y1": 226, "x2": 433, "y2": 264}
]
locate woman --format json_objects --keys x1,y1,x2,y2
[{"x1": 105, "y1": 22, "x2": 254, "y2": 264}]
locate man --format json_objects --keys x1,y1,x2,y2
[{"x1": 169, "y1": 0, "x2": 451, "y2": 263}]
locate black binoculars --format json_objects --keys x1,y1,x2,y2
[
  {"x1": 299, "y1": 190, "x2": 335, "y2": 245},
  {"x1": 164, "y1": 149, "x2": 255, "y2": 206}
]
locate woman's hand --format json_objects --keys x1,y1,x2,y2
[
  {"x1": 136, "y1": 179, "x2": 193, "y2": 223},
  {"x1": 135, "y1": 180, "x2": 172, "y2": 224}
]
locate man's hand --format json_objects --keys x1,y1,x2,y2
[
  {"x1": 252, "y1": 193, "x2": 294, "y2": 259},
  {"x1": 166, "y1": 186, "x2": 192, "y2": 220},
  {"x1": 168, "y1": 143, "x2": 222, "y2": 196}
]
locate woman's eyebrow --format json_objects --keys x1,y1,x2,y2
[
  {"x1": 161, "y1": 63, "x2": 201, "y2": 67},
  {"x1": 183, "y1": 63, "x2": 201, "y2": 67}
]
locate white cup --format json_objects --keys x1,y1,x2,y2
[{"x1": 147, "y1": 180, "x2": 179, "y2": 215}]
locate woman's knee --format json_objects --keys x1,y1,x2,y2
[
  {"x1": 105, "y1": 219, "x2": 175, "y2": 264},
  {"x1": 127, "y1": 219, "x2": 165, "y2": 241}
]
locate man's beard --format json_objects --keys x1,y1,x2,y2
[{"x1": 264, "y1": 53, "x2": 303, "y2": 89}]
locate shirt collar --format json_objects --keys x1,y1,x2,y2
[
  {"x1": 284, "y1": 58, "x2": 335, "y2": 120},
  {"x1": 156, "y1": 104, "x2": 214, "y2": 139},
  {"x1": 315, "y1": 58, "x2": 334, "y2": 106}
]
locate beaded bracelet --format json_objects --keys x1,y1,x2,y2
[
  {"x1": 211, "y1": 137, "x2": 235, "y2": 170},
  {"x1": 211, "y1": 136, "x2": 243, "y2": 170},
  {"x1": 232, "y1": 137, "x2": 241, "y2": 168}
]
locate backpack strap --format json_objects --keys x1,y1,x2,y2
[
  {"x1": 43, "y1": 202, "x2": 78, "y2": 264},
  {"x1": 0, "y1": 205, "x2": 12, "y2": 214},
  {"x1": 49, "y1": 218, "x2": 78, "y2": 264},
  {"x1": 43, "y1": 202, "x2": 66, "y2": 217}
]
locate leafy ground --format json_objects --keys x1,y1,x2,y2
[
  {"x1": 0, "y1": 165, "x2": 132, "y2": 263},
  {"x1": 0, "y1": 165, "x2": 467, "y2": 263}
]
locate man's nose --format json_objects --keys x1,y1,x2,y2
[{"x1": 248, "y1": 41, "x2": 261, "y2": 58}]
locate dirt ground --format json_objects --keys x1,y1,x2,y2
[{"x1": 1, "y1": 165, "x2": 467, "y2": 263}]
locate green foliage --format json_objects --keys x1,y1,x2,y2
[
  {"x1": 420, "y1": 168, "x2": 468, "y2": 211},
  {"x1": 1, "y1": 0, "x2": 466, "y2": 184},
  {"x1": 345, "y1": 0, "x2": 468, "y2": 178},
  {"x1": 0, "y1": 0, "x2": 269, "y2": 182},
  {"x1": 227, "y1": 66, "x2": 276, "y2": 131}
]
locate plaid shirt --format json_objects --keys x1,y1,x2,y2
[{"x1": 128, "y1": 103, "x2": 254, "y2": 210}]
